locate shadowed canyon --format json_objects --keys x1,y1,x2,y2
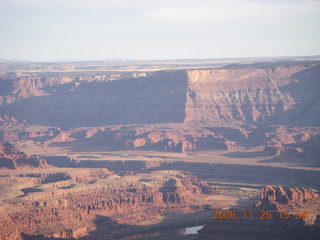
[{"x1": 0, "y1": 58, "x2": 319, "y2": 239}]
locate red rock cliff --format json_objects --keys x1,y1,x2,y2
[
  {"x1": 0, "y1": 143, "x2": 48, "y2": 169},
  {"x1": 254, "y1": 185, "x2": 319, "y2": 210},
  {"x1": 1, "y1": 65, "x2": 319, "y2": 127}
]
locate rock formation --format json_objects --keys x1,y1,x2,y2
[
  {"x1": 0, "y1": 143, "x2": 48, "y2": 169},
  {"x1": 0, "y1": 165, "x2": 218, "y2": 240},
  {"x1": 48, "y1": 127, "x2": 232, "y2": 152},
  {"x1": 0, "y1": 61, "x2": 320, "y2": 239},
  {"x1": 1, "y1": 63, "x2": 319, "y2": 155},
  {"x1": 1, "y1": 65, "x2": 320, "y2": 127},
  {"x1": 254, "y1": 185, "x2": 319, "y2": 210}
]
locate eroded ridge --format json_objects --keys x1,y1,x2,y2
[
  {"x1": 0, "y1": 143, "x2": 48, "y2": 169},
  {"x1": 0, "y1": 154, "x2": 220, "y2": 240}
]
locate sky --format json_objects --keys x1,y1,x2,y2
[{"x1": 0, "y1": 0, "x2": 319, "y2": 61}]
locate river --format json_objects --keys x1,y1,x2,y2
[{"x1": 117, "y1": 225, "x2": 204, "y2": 239}]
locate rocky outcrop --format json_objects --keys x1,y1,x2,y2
[
  {"x1": 0, "y1": 143, "x2": 48, "y2": 169},
  {"x1": 254, "y1": 185, "x2": 320, "y2": 210},
  {"x1": 49, "y1": 127, "x2": 232, "y2": 152},
  {"x1": 43, "y1": 124, "x2": 318, "y2": 156},
  {"x1": 263, "y1": 145, "x2": 305, "y2": 156},
  {"x1": 0, "y1": 129, "x2": 57, "y2": 142},
  {"x1": 0, "y1": 170, "x2": 217, "y2": 240},
  {"x1": 185, "y1": 66, "x2": 308, "y2": 125}
]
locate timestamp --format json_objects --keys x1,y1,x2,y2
[{"x1": 211, "y1": 210, "x2": 308, "y2": 220}]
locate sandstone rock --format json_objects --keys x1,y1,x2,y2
[
  {"x1": 1, "y1": 65, "x2": 319, "y2": 127},
  {"x1": 254, "y1": 185, "x2": 319, "y2": 210},
  {"x1": 1, "y1": 65, "x2": 319, "y2": 155},
  {"x1": 0, "y1": 143, "x2": 49, "y2": 169},
  {"x1": 0, "y1": 170, "x2": 217, "y2": 240}
]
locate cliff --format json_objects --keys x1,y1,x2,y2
[
  {"x1": 0, "y1": 71, "x2": 187, "y2": 127},
  {"x1": 254, "y1": 185, "x2": 320, "y2": 210},
  {"x1": 0, "y1": 143, "x2": 48, "y2": 169},
  {"x1": 1, "y1": 64, "x2": 319, "y2": 127},
  {"x1": 185, "y1": 66, "x2": 320, "y2": 125},
  {"x1": 1, "y1": 63, "x2": 319, "y2": 154},
  {"x1": 0, "y1": 170, "x2": 217, "y2": 240}
]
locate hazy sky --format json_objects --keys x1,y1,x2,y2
[{"x1": 0, "y1": 0, "x2": 319, "y2": 61}]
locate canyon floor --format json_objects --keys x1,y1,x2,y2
[{"x1": 1, "y1": 147, "x2": 319, "y2": 240}]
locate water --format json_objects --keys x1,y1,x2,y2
[
  {"x1": 117, "y1": 224, "x2": 204, "y2": 240},
  {"x1": 183, "y1": 225, "x2": 204, "y2": 235}
]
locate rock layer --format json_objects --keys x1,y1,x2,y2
[
  {"x1": 254, "y1": 185, "x2": 320, "y2": 210},
  {"x1": 0, "y1": 143, "x2": 48, "y2": 169},
  {"x1": 1, "y1": 65, "x2": 319, "y2": 127},
  {"x1": 1, "y1": 64, "x2": 319, "y2": 155},
  {"x1": 0, "y1": 170, "x2": 217, "y2": 240}
]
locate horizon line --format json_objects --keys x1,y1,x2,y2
[{"x1": 1, "y1": 54, "x2": 320, "y2": 63}]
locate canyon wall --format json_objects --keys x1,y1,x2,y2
[
  {"x1": 0, "y1": 63, "x2": 319, "y2": 155},
  {"x1": 0, "y1": 143, "x2": 48, "y2": 169},
  {"x1": 0, "y1": 169, "x2": 217, "y2": 240},
  {"x1": 1, "y1": 64, "x2": 319, "y2": 127},
  {"x1": 185, "y1": 66, "x2": 320, "y2": 125},
  {"x1": 0, "y1": 71, "x2": 188, "y2": 127}
]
